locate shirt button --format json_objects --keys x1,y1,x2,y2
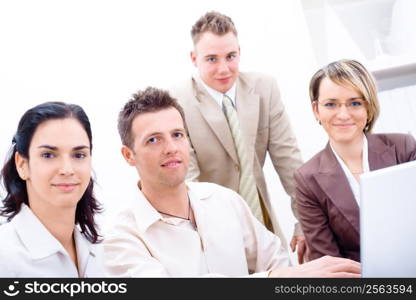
[{"x1": 235, "y1": 165, "x2": 240, "y2": 172}]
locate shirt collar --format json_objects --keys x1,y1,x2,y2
[
  {"x1": 329, "y1": 134, "x2": 370, "y2": 192},
  {"x1": 330, "y1": 134, "x2": 370, "y2": 180},
  {"x1": 197, "y1": 73, "x2": 236, "y2": 107},
  {"x1": 12, "y1": 204, "x2": 95, "y2": 261},
  {"x1": 74, "y1": 227, "x2": 97, "y2": 276},
  {"x1": 132, "y1": 181, "x2": 214, "y2": 233},
  {"x1": 11, "y1": 204, "x2": 92, "y2": 259}
]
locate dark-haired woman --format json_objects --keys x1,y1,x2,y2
[{"x1": 0, "y1": 102, "x2": 103, "y2": 277}]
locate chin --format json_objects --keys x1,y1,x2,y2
[
  {"x1": 331, "y1": 134, "x2": 358, "y2": 144},
  {"x1": 161, "y1": 175, "x2": 186, "y2": 187}
]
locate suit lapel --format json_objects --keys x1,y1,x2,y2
[
  {"x1": 367, "y1": 134, "x2": 397, "y2": 170},
  {"x1": 236, "y1": 76, "x2": 260, "y2": 166},
  {"x1": 313, "y1": 143, "x2": 360, "y2": 234},
  {"x1": 192, "y1": 77, "x2": 239, "y2": 165}
]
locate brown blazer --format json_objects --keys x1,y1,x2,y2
[
  {"x1": 170, "y1": 72, "x2": 303, "y2": 248},
  {"x1": 295, "y1": 133, "x2": 416, "y2": 261}
]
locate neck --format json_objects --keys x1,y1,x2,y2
[
  {"x1": 330, "y1": 134, "x2": 365, "y2": 173},
  {"x1": 28, "y1": 201, "x2": 77, "y2": 257},
  {"x1": 330, "y1": 134, "x2": 364, "y2": 160},
  {"x1": 140, "y1": 181, "x2": 189, "y2": 217},
  {"x1": 29, "y1": 201, "x2": 75, "y2": 243}
]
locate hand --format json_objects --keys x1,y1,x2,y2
[
  {"x1": 269, "y1": 256, "x2": 361, "y2": 278},
  {"x1": 290, "y1": 234, "x2": 307, "y2": 264}
]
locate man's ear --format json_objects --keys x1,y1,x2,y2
[
  {"x1": 190, "y1": 50, "x2": 197, "y2": 67},
  {"x1": 15, "y1": 152, "x2": 29, "y2": 180},
  {"x1": 121, "y1": 146, "x2": 136, "y2": 166}
]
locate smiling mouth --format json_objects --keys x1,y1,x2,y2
[
  {"x1": 334, "y1": 124, "x2": 354, "y2": 128},
  {"x1": 52, "y1": 184, "x2": 79, "y2": 191},
  {"x1": 161, "y1": 161, "x2": 182, "y2": 168}
]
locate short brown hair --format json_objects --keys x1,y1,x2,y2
[
  {"x1": 118, "y1": 87, "x2": 186, "y2": 148},
  {"x1": 309, "y1": 59, "x2": 380, "y2": 133},
  {"x1": 191, "y1": 11, "x2": 238, "y2": 44}
]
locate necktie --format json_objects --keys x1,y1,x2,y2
[{"x1": 222, "y1": 95, "x2": 263, "y2": 223}]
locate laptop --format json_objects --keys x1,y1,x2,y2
[{"x1": 360, "y1": 160, "x2": 416, "y2": 277}]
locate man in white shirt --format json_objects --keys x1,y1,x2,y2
[{"x1": 103, "y1": 87, "x2": 360, "y2": 277}]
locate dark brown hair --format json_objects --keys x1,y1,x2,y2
[
  {"x1": 118, "y1": 87, "x2": 186, "y2": 148},
  {"x1": 1, "y1": 101, "x2": 102, "y2": 243}
]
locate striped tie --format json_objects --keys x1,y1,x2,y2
[{"x1": 222, "y1": 95, "x2": 263, "y2": 223}]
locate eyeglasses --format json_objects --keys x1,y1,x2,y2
[{"x1": 315, "y1": 98, "x2": 367, "y2": 112}]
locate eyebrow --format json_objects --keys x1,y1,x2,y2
[
  {"x1": 37, "y1": 145, "x2": 90, "y2": 151},
  {"x1": 320, "y1": 97, "x2": 363, "y2": 101},
  {"x1": 204, "y1": 51, "x2": 237, "y2": 58},
  {"x1": 143, "y1": 128, "x2": 186, "y2": 140}
]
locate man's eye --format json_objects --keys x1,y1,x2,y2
[
  {"x1": 148, "y1": 137, "x2": 158, "y2": 144},
  {"x1": 173, "y1": 132, "x2": 184, "y2": 138},
  {"x1": 227, "y1": 54, "x2": 236, "y2": 60},
  {"x1": 207, "y1": 57, "x2": 216, "y2": 63}
]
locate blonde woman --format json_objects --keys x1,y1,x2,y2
[{"x1": 295, "y1": 59, "x2": 416, "y2": 262}]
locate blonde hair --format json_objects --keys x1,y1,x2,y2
[
  {"x1": 191, "y1": 11, "x2": 237, "y2": 45},
  {"x1": 309, "y1": 59, "x2": 380, "y2": 133}
]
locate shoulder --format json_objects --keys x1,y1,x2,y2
[
  {"x1": 169, "y1": 77, "x2": 196, "y2": 104},
  {"x1": 239, "y1": 72, "x2": 277, "y2": 90},
  {"x1": 239, "y1": 71, "x2": 275, "y2": 83},
  {"x1": 0, "y1": 221, "x2": 23, "y2": 276},
  {"x1": 368, "y1": 133, "x2": 415, "y2": 147},
  {"x1": 187, "y1": 182, "x2": 250, "y2": 216},
  {"x1": 0, "y1": 218, "x2": 19, "y2": 242},
  {"x1": 188, "y1": 181, "x2": 239, "y2": 199},
  {"x1": 295, "y1": 148, "x2": 326, "y2": 179}
]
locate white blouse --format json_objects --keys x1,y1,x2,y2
[
  {"x1": 0, "y1": 204, "x2": 105, "y2": 277},
  {"x1": 330, "y1": 135, "x2": 370, "y2": 205}
]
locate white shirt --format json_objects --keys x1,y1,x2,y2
[
  {"x1": 330, "y1": 135, "x2": 370, "y2": 205},
  {"x1": 198, "y1": 75, "x2": 237, "y2": 107},
  {"x1": 103, "y1": 182, "x2": 289, "y2": 277},
  {"x1": 0, "y1": 204, "x2": 105, "y2": 277}
]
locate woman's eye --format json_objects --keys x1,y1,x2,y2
[
  {"x1": 74, "y1": 152, "x2": 87, "y2": 159},
  {"x1": 41, "y1": 152, "x2": 54, "y2": 159},
  {"x1": 351, "y1": 101, "x2": 363, "y2": 107},
  {"x1": 174, "y1": 132, "x2": 184, "y2": 138}
]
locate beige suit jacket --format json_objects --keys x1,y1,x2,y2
[{"x1": 170, "y1": 72, "x2": 303, "y2": 248}]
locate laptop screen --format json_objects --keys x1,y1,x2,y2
[{"x1": 360, "y1": 160, "x2": 416, "y2": 277}]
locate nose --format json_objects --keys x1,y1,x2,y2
[
  {"x1": 217, "y1": 59, "x2": 230, "y2": 74},
  {"x1": 59, "y1": 156, "x2": 75, "y2": 175},
  {"x1": 164, "y1": 137, "x2": 179, "y2": 155},
  {"x1": 336, "y1": 104, "x2": 351, "y2": 119}
]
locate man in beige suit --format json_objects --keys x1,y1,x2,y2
[{"x1": 170, "y1": 11, "x2": 306, "y2": 263}]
